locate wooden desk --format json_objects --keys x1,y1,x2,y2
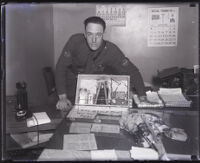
[
  {"x1": 5, "y1": 103, "x2": 66, "y2": 151},
  {"x1": 38, "y1": 107, "x2": 199, "y2": 161},
  {"x1": 6, "y1": 103, "x2": 66, "y2": 134},
  {"x1": 5, "y1": 98, "x2": 199, "y2": 161}
]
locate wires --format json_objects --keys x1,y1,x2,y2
[
  {"x1": 110, "y1": 78, "x2": 129, "y2": 104},
  {"x1": 111, "y1": 78, "x2": 128, "y2": 93},
  {"x1": 111, "y1": 78, "x2": 128, "y2": 88},
  {"x1": 32, "y1": 114, "x2": 39, "y2": 146}
]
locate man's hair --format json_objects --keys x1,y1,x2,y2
[{"x1": 84, "y1": 16, "x2": 106, "y2": 31}]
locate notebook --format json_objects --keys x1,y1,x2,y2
[
  {"x1": 67, "y1": 74, "x2": 131, "y2": 119},
  {"x1": 158, "y1": 88, "x2": 192, "y2": 107},
  {"x1": 27, "y1": 112, "x2": 51, "y2": 127}
]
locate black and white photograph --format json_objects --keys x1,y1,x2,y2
[{"x1": 1, "y1": 1, "x2": 199, "y2": 161}]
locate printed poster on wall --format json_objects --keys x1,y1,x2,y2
[
  {"x1": 148, "y1": 7, "x2": 179, "y2": 47},
  {"x1": 96, "y1": 5, "x2": 126, "y2": 26}
]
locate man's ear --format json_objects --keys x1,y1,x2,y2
[
  {"x1": 84, "y1": 32, "x2": 87, "y2": 39},
  {"x1": 84, "y1": 28, "x2": 87, "y2": 38}
]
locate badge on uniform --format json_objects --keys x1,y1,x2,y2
[
  {"x1": 122, "y1": 58, "x2": 129, "y2": 67},
  {"x1": 64, "y1": 51, "x2": 71, "y2": 58}
]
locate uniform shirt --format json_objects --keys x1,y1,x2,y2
[{"x1": 56, "y1": 33, "x2": 146, "y2": 101}]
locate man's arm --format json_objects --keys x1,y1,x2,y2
[
  {"x1": 107, "y1": 45, "x2": 146, "y2": 97},
  {"x1": 55, "y1": 36, "x2": 75, "y2": 110},
  {"x1": 56, "y1": 93, "x2": 72, "y2": 111},
  {"x1": 55, "y1": 50, "x2": 72, "y2": 96},
  {"x1": 55, "y1": 50, "x2": 73, "y2": 110},
  {"x1": 55, "y1": 34, "x2": 83, "y2": 96},
  {"x1": 107, "y1": 45, "x2": 160, "y2": 104}
]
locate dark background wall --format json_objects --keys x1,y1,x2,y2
[{"x1": 5, "y1": 3, "x2": 199, "y2": 105}]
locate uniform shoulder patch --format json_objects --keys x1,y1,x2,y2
[
  {"x1": 64, "y1": 51, "x2": 71, "y2": 58},
  {"x1": 122, "y1": 58, "x2": 129, "y2": 67}
]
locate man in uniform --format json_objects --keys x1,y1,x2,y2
[{"x1": 56, "y1": 16, "x2": 150, "y2": 110}]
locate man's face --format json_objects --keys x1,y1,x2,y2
[{"x1": 85, "y1": 23, "x2": 104, "y2": 51}]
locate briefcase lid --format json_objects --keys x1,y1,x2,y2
[{"x1": 75, "y1": 74, "x2": 130, "y2": 108}]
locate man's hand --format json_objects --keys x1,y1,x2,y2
[{"x1": 56, "y1": 94, "x2": 72, "y2": 111}]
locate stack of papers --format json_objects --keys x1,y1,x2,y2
[
  {"x1": 130, "y1": 146, "x2": 159, "y2": 160},
  {"x1": 158, "y1": 88, "x2": 192, "y2": 107},
  {"x1": 133, "y1": 91, "x2": 164, "y2": 108},
  {"x1": 91, "y1": 149, "x2": 117, "y2": 160}
]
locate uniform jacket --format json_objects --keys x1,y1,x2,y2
[{"x1": 56, "y1": 33, "x2": 146, "y2": 102}]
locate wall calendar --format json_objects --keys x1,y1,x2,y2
[
  {"x1": 148, "y1": 7, "x2": 179, "y2": 47},
  {"x1": 96, "y1": 5, "x2": 126, "y2": 26}
]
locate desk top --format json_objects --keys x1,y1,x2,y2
[
  {"x1": 6, "y1": 103, "x2": 66, "y2": 134},
  {"x1": 5, "y1": 98, "x2": 199, "y2": 160},
  {"x1": 6, "y1": 94, "x2": 199, "y2": 134},
  {"x1": 39, "y1": 108, "x2": 199, "y2": 160}
]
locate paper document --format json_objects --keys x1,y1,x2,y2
[
  {"x1": 133, "y1": 91, "x2": 164, "y2": 108},
  {"x1": 69, "y1": 122, "x2": 92, "y2": 133},
  {"x1": 91, "y1": 149, "x2": 117, "y2": 160},
  {"x1": 27, "y1": 112, "x2": 51, "y2": 127},
  {"x1": 166, "y1": 153, "x2": 192, "y2": 160},
  {"x1": 38, "y1": 149, "x2": 91, "y2": 161},
  {"x1": 11, "y1": 132, "x2": 53, "y2": 148},
  {"x1": 63, "y1": 134, "x2": 97, "y2": 150},
  {"x1": 91, "y1": 123, "x2": 120, "y2": 133},
  {"x1": 158, "y1": 88, "x2": 191, "y2": 107},
  {"x1": 130, "y1": 146, "x2": 159, "y2": 160}
]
